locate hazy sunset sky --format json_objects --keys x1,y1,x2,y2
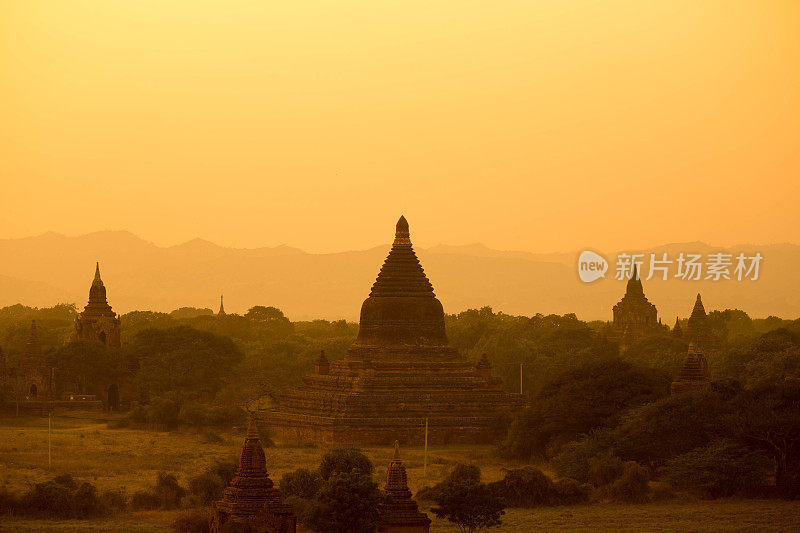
[{"x1": 1, "y1": 1, "x2": 798, "y2": 253}]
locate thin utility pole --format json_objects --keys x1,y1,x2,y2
[
  {"x1": 423, "y1": 417, "x2": 429, "y2": 478},
  {"x1": 48, "y1": 410, "x2": 52, "y2": 470},
  {"x1": 520, "y1": 363, "x2": 524, "y2": 395}
]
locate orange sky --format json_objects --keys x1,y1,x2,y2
[{"x1": 1, "y1": 1, "x2": 798, "y2": 253}]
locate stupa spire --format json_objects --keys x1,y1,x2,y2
[
  {"x1": 369, "y1": 216, "x2": 434, "y2": 298},
  {"x1": 94, "y1": 262, "x2": 101, "y2": 281},
  {"x1": 218, "y1": 295, "x2": 226, "y2": 316}
]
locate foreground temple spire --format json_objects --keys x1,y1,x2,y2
[
  {"x1": 210, "y1": 416, "x2": 296, "y2": 532},
  {"x1": 75, "y1": 262, "x2": 121, "y2": 347},
  {"x1": 381, "y1": 441, "x2": 431, "y2": 533},
  {"x1": 264, "y1": 217, "x2": 522, "y2": 445}
]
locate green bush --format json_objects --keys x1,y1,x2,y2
[
  {"x1": 280, "y1": 468, "x2": 322, "y2": 499},
  {"x1": 431, "y1": 479, "x2": 506, "y2": 532},
  {"x1": 551, "y1": 430, "x2": 615, "y2": 483},
  {"x1": 551, "y1": 478, "x2": 590, "y2": 505},
  {"x1": 318, "y1": 448, "x2": 374, "y2": 481},
  {"x1": 587, "y1": 453, "x2": 624, "y2": 488},
  {"x1": 662, "y1": 441, "x2": 771, "y2": 498},
  {"x1": 608, "y1": 462, "x2": 650, "y2": 503},
  {"x1": 188, "y1": 472, "x2": 225, "y2": 506},
  {"x1": 17, "y1": 475, "x2": 104, "y2": 519},
  {"x1": 487, "y1": 467, "x2": 553, "y2": 507},
  {"x1": 417, "y1": 463, "x2": 482, "y2": 502},
  {"x1": 132, "y1": 472, "x2": 187, "y2": 510}
]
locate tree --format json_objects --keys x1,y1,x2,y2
[
  {"x1": 318, "y1": 448, "x2": 374, "y2": 481},
  {"x1": 129, "y1": 326, "x2": 243, "y2": 401},
  {"x1": 304, "y1": 471, "x2": 384, "y2": 533},
  {"x1": 52, "y1": 340, "x2": 124, "y2": 396},
  {"x1": 612, "y1": 390, "x2": 731, "y2": 465},
  {"x1": 432, "y1": 479, "x2": 505, "y2": 533},
  {"x1": 501, "y1": 358, "x2": 669, "y2": 459},
  {"x1": 662, "y1": 440, "x2": 771, "y2": 498},
  {"x1": 727, "y1": 382, "x2": 800, "y2": 497}
]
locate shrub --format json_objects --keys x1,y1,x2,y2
[
  {"x1": 147, "y1": 398, "x2": 181, "y2": 430},
  {"x1": 487, "y1": 467, "x2": 553, "y2": 507},
  {"x1": 432, "y1": 479, "x2": 506, "y2": 533},
  {"x1": 99, "y1": 489, "x2": 128, "y2": 514},
  {"x1": 318, "y1": 448, "x2": 374, "y2": 481},
  {"x1": 417, "y1": 464, "x2": 482, "y2": 502},
  {"x1": 208, "y1": 459, "x2": 237, "y2": 487},
  {"x1": 131, "y1": 491, "x2": 160, "y2": 510},
  {"x1": 304, "y1": 471, "x2": 385, "y2": 533},
  {"x1": 188, "y1": 472, "x2": 225, "y2": 506},
  {"x1": 0, "y1": 487, "x2": 20, "y2": 515},
  {"x1": 154, "y1": 472, "x2": 187, "y2": 510},
  {"x1": 18, "y1": 475, "x2": 104, "y2": 519},
  {"x1": 608, "y1": 462, "x2": 649, "y2": 503},
  {"x1": 132, "y1": 472, "x2": 187, "y2": 510},
  {"x1": 662, "y1": 441, "x2": 771, "y2": 498},
  {"x1": 280, "y1": 468, "x2": 322, "y2": 499},
  {"x1": 551, "y1": 478, "x2": 590, "y2": 505},
  {"x1": 284, "y1": 495, "x2": 315, "y2": 526},
  {"x1": 551, "y1": 430, "x2": 615, "y2": 484},
  {"x1": 587, "y1": 453, "x2": 624, "y2": 488}
]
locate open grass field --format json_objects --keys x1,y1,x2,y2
[{"x1": 1, "y1": 415, "x2": 799, "y2": 532}]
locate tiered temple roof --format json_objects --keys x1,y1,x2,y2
[
  {"x1": 262, "y1": 216, "x2": 522, "y2": 445},
  {"x1": 381, "y1": 441, "x2": 431, "y2": 533},
  {"x1": 670, "y1": 343, "x2": 710, "y2": 395},
  {"x1": 610, "y1": 265, "x2": 661, "y2": 348},
  {"x1": 75, "y1": 263, "x2": 121, "y2": 347},
  {"x1": 210, "y1": 417, "x2": 296, "y2": 533}
]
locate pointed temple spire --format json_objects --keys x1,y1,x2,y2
[
  {"x1": 624, "y1": 263, "x2": 644, "y2": 297},
  {"x1": 382, "y1": 441, "x2": 431, "y2": 532},
  {"x1": 369, "y1": 216, "x2": 435, "y2": 298},
  {"x1": 265, "y1": 216, "x2": 522, "y2": 445},
  {"x1": 87, "y1": 262, "x2": 110, "y2": 307},
  {"x1": 610, "y1": 261, "x2": 658, "y2": 349},
  {"x1": 686, "y1": 293, "x2": 719, "y2": 352},
  {"x1": 673, "y1": 316, "x2": 682, "y2": 337},
  {"x1": 218, "y1": 295, "x2": 226, "y2": 316},
  {"x1": 354, "y1": 216, "x2": 448, "y2": 349},
  {"x1": 690, "y1": 293, "x2": 706, "y2": 320},
  {"x1": 76, "y1": 262, "x2": 121, "y2": 347},
  {"x1": 210, "y1": 415, "x2": 296, "y2": 532}
]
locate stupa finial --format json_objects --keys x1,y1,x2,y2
[{"x1": 393, "y1": 440, "x2": 401, "y2": 461}]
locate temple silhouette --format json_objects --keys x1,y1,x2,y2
[{"x1": 262, "y1": 216, "x2": 522, "y2": 445}]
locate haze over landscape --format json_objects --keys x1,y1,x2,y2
[{"x1": 1, "y1": 229, "x2": 797, "y2": 321}]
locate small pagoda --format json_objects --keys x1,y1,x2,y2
[
  {"x1": 670, "y1": 343, "x2": 710, "y2": 395},
  {"x1": 609, "y1": 265, "x2": 662, "y2": 349},
  {"x1": 685, "y1": 294, "x2": 720, "y2": 351},
  {"x1": 210, "y1": 417, "x2": 296, "y2": 533},
  {"x1": 75, "y1": 263, "x2": 121, "y2": 348},
  {"x1": 381, "y1": 441, "x2": 431, "y2": 533},
  {"x1": 263, "y1": 216, "x2": 522, "y2": 445}
]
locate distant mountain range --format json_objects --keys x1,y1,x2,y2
[{"x1": 1, "y1": 231, "x2": 798, "y2": 321}]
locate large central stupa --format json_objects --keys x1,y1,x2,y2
[{"x1": 261, "y1": 216, "x2": 522, "y2": 445}]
